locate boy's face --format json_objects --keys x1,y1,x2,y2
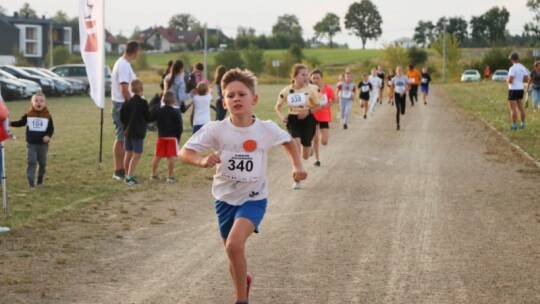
[
  {"x1": 32, "y1": 95, "x2": 46, "y2": 111},
  {"x1": 223, "y1": 81, "x2": 258, "y2": 117},
  {"x1": 345, "y1": 73, "x2": 352, "y2": 82},
  {"x1": 363, "y1": 75, "x2": 369, "y2": 81}
]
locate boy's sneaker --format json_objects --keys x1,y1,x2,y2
[
  {"x1": 292, "y1": 182, "x2": 302, "y2": 189},
  {"x1": 166, "y1": 176, "x2": 177, "y2": 183},
  {"x1": 125, "y1": 176, "x2": 138, "y2": 186},
  {"x1": 314, "y1": 160, "x2": 321, "y2": 167},
  {"x1": 113, "y1": 169, "x2": 125, "y2": 180},
  {"x1": 363, "y1": 114, "x2": 367, "y2": 119},
  {"x1": 149, "y1": 175, "x2": 160, "y2": 182},
  {"x1": 397, "y1": 124, "x2": 400, "y2": 131},
  {"x1": 343, "y1": 124, "x2": 348, "y2": 129},
  {"x1": 37, "y1": 176, "x2": 43, "y2": 186},
  {"x1": 510, "y1": 125, "x2": 518, "y2": 131},
  {"x1": 519, "y1": 122, "x2": 526, "y2": 129},
  {"x1": 28, "y1": 180, "x2": 35, "y2": 188}
]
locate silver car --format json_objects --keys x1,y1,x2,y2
[
  {"x1": 491, "y1": 70, "x2": 509, "y2": 82},
  {"x1": 50, "y1": 64, "x2": 111, "y2": 95}
]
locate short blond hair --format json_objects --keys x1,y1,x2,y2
[
  {"x1": 196, "y1": 82, "x2": 208, "y2": 96},
  {"x1": 221, "y1": 68, "x2": 257, "y2": 95},
  {"x1": 130, "y1": 79, "x2": 143, "y2": 94},
  {"x1": 163, "y1": 91, "x2": 175, "y2": 105}
]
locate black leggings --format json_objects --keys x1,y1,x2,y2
[
  {"x1": 409, "y1": 85, "x2": 418, "y2": 105},
  {"x1": 395, "y1": 92, "x2": 406, "y2": 125}
]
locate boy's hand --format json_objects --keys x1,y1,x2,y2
[
  {"x1": 292, "y1": 166, "x2": 307, "y2": 182},
  {"x1": 199, "y1": 152, "x2": 221, "y2": 168},
  {"x1": 42, "y1": 136, "x2": 50, "y2": 143}
]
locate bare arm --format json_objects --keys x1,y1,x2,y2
[
  {"x1": 121, "y1": 83, "x2": 130, "y2": 101},
  {"x1": 275, "y1": 103, "x2": 287, "y2": 123},
  {"x1": 281, "y1": 140, "x2": 307, "y2": 182},
  {"x1": 178, "y1": 147, "x2": 221, "y2": 168}
]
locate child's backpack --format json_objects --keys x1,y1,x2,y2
[
  {"x1": 147, "y1": 93, "x2": 162, "y2": 131},
  {"x1": 185, "y1": 72, "x2": 197, "y2": 94}
]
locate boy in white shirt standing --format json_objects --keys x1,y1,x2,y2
[
  {"x1": 178, "y1": 68, "x2": 307, "y2": 304},
  {"x1": 507, "y1": 52, "x2": 530, "y2": 130}
]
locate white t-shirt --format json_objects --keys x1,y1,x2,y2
[
  {"x1": 368, "y1": 75, "x2": 382, "y2": 89},
  {"x1": 392, "y1": 75, "x2": 409, "y2": 94},
  {"x1": 508, "y1": 63, "x2": 528, "y2": 90},
  {"x1": 111, "y1": 57, "x2": 136, "y2": 102},
  {"x1": 192, "y1": 93, "x2": 212, "y2": 126},
  {"x1": 183, "y1": 118, "x2": 291, "y2": 206}
]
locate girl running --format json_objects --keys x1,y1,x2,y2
[
  {"x1": 275, "y1": 64, "x2": 320, "y2": 189},
  {"x1": 368, "y1": 68, "x2": 383, "y2": 116},
  {"x1": 337, "y1": 71, "x2": 356, "y2": 129},
  {"x1": 358, "y1": 73, "x2": 371, "y2": 119},
  {"x1": 393, "y1": 66, "x2": 410, "y2": 131},
  {"x1": 310, "y1": 69, "x2": 336, "y2": 167},
  {"x1": 387, "y1": 69, "x2": 395, "y2": 105}
]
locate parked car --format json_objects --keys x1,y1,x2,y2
[
  {"x1": 50, "y1": 64, "x2": 111, "y2": 95},
  {"x1": 22, "y1": 67, "x2": 71, "y2": 96},
  {"x1": 0, "y1": 65, "x2": 54, "y2": 95},
  {"x1": 0, "y1": 78, "x2": 25, "y2": 100},
  {"x1": 492, "y1": 69, "x2": 509, "y2": 82},
  {"x1": 37, "y1": 68, "x2": 86, "y2": 95},
  {"x1": 460, "y1": 69, "x2": 481, "y2": 82},
  {"x1": 0, "y1": 69, "x2": 41, "y2": 97}
]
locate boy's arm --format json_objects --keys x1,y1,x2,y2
[
  {"x1": 281, "y1": 140, "x2": 307, "y2": 182},
  {"x1": 178, "y1": 147, "x2": 220, "y2": 168},
  {"x1": 10, "y1": 113, "x2": 27, "y2": 127}
]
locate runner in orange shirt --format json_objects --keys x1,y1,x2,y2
[{"x1": 406, "y1": 64, "x2": 421, "y2": 106}]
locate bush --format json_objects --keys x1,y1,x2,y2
[
  {"x1": 133, "y1": 51, "x2": 149, "y2": 70},
  {"x1": 215, "y1": 50, "x2": 244, "y2": 70},
  {"x1": 407, "y1": 47, "x2": 428, "y2": 66},
  {"x1": 12, "y1": 46, "x2": 31, "y2": 66},
  {"x1": 383, "y1": 44, "x2": 408, "y2": 70},
  {"x1": 44, "y1": 46, "x2": 72, "y2": 67},
  {"x1": 242, "y1": 44, "x2": 264, "y2": 75},
  {"x1": 481, "y1": 48, "x2": 513, "y2": 71}
]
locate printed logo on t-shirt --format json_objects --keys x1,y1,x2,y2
[
  {"x1": 27, "y1": 117, "x2": 49, "y2": 132},
  {"x1": 319, "y1": 94, "x2": 328, "y2": 106}
]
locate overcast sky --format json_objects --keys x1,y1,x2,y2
[{"x1": 3, "y1": 0, "x2": 532, "y2": 49}]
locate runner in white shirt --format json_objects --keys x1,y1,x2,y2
[
  {"x1": 179, "y1": 69, "x2": 306, "y2": 304},
  {"x1": 368, "y1": 68, "x2": 383, "y2": 116},
  {"x1": 110, "y1": 41, "x2": 139, "y2": 180},
  {"x1": 507, "y1": 52, "x2": 530, "y2": 130}
]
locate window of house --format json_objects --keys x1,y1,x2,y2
[
  {"x1": 16, "y1": 24, "x2": 42, "y2": 57},
  {"x1": 63, "y1": 27, "x2": 72, "y2": 52}
]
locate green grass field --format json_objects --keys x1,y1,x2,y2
[
  {"x1": 0, "y1": 83, "x2": 283, "y2": 229},
  {"x1": 442, "y1": 81, "x2": 540, "y2": 161}
]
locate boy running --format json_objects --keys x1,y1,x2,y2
[
  {"x1": 178, "y1": 68, "x2": 307, "y2": 304},
  {"x1": 420, "y1": 67, "x2": 432, "y2": 105},
  {"x1": 358, "y1": 73, "x2": 372, "y2": 119},
  {"x1": 368, "y1": 68, "x2": 383, "y2": 116},
  {"x1": 406, "y1": 64, "x2": 421, "y2": 106}
]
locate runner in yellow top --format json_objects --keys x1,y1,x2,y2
[
  {"x1": 275, "y1": 63, "x2": 320, "y2": 189},
  {"x1": 406, "y1": 64, "x2": 421, "y2": 106}
]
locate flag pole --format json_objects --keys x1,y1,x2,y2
[{"x1": 98, "y1": 0, "x2": 105, "y2": 169}]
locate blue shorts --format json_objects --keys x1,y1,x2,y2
[
  {"x1": 112, "y1": 101, "x2": 125, "y2": 141},
  {"x1": 215, "y1": 199, "x2": 267, "y2": 239},
  {"x1": 124, "y1": 138, "x2": 144, "y2": 153},
  {"x1": 421, "y1": 85, "x2": 429, "y2": 94}
]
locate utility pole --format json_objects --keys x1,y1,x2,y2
[
  {"x1": 203, "y1": 23, "x2": 208, "y2": 81},
  {"x1": 442, "y1": 22, "x2": 446, "y2": 83}
]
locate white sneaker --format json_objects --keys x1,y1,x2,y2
[{"x1": 292, "y1": 182, "x2": 302, "y2": 189}]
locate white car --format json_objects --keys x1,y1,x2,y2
[
  {"x1": 492, "y1": 70, "x2": 509, "y2": 82},
  {"x1": 461, "y1": 70, "x2": 481, "y2": 82}
]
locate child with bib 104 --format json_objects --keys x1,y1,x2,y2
[
  {"x1": 178, "y1": 68, "x2": 307, "y2": 304},
  {"x1": 10, "y1": 93, "x2": 54, "y2": 188}
]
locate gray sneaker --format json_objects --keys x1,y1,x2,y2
[
  {"x1": 149, "y1": 175, "x2": 160, "y2": 182},
  {"x1": 166, "y1": 176, "x2": 177, "y2": 183}
]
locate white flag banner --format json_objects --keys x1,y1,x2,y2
[{"x1": 79, "y1": 0, "x2": 105, "y2": 108}]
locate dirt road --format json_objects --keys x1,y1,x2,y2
[{"x1": 1, "y1": 87, "x2": 539, "y2": 303}]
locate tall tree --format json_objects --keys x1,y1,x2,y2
[
  {"x1": 19, "y1": 2, "x2": 37, "y2": 18},
  {"x1": 272, "y1": 14, "x2": 303, "y2": 37},
  {"x1": 168, "y1": 13, "x2": 200, "y2": 31},
  {"x1": 470, "y1": 6, "x2": 510, "y2": 46},
  {"x1": 52, "y1": 10, "x2": 69, "y2": 24},
  {"x1": 470, "y1": 15, "x2": 488, "y2": 46},
  {"x1": 413, "y1": 20, "x2": 435, "y2": 48},
  {"x1": 313, "y1": 13, "x2": 341, "y2": 48},
  {"x1": 344, "y1": 0, "x2": 383, "y2": 49},
  {"x1": 435, "y1": 17, "x2": 468, "y2": 43},
  {"x1": 524, "y1": 0, "x2": 540, "y2": 39}
]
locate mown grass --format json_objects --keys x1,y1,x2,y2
[
  {"x1": 442, "y1": 81, "x2": 540, "y2": 161},
  {"x1": 0, "y1": 83, "x2": 284, "y2": 229}
]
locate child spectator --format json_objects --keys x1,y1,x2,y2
[
  {"x1": 150, "y1": 91, "x2": 181, "y2": 183},
  {"x1": 192, "y1": 82, "x2": 213, "y2": 134},
  {"x1": 178, "y1": 68, "x2": 307, "y2": 304},
  {"x1": 120, "y1": 79, "x2": 151, "y2": 185},
  {"x1": 10, "y1": 93, "x2": 54, "y2": 188}
]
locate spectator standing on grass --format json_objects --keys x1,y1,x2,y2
[
  {"x1": 406, "y1": 64, "x2": 421, "y2": 106},
  {"x1": 150, "y1": 91, "x2": 181, "y2": 183},
  {"x1": 507, "y1": 52, "x2": 529, "y2": 130},
  {"x1": 421, "y1": 67, "x2": 432, "y2": 106},
  {"x1": 214, "y1": 65, "x2": 227, "y2": 120},
  {"x1": 111, "y1": 40, "x2": 139, "y2": 181},
  {"x1": 163, "y1": 60, "x2": 190, "y2": 143},
  {"x1": 10, "y1": 93, "x2": 54, "y2": 188},
  {"x1": 160, "y1": 60, "x2": 173, "y2": 91},
  {"x1": 526, "y1": 60, "x2": 540, "y2": 112},
  {"x1": 192, "y1": 82, "x2": 213, "y2": 134},
  {"x1": 120, "y1": 79, "x2": 151, "y2": 185},
  {"x1": 484, "y1": 66, "x2": 491, "y2": 80},
  {"x1": 179, "y1": 68, "x2": 307, "y2": 304}
]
